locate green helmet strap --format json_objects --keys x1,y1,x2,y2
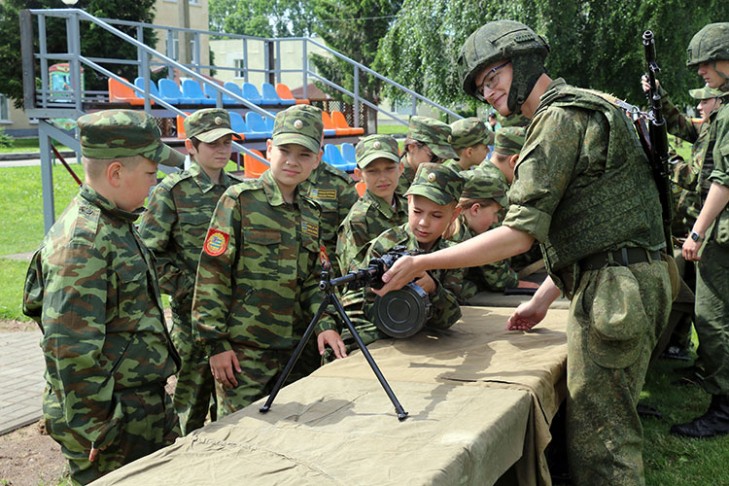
[{"x1": 507, "y1": 53, "x2": 547, "y2": 114}]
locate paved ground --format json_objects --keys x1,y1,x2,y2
[{"x1": 0, "y1": 331, "x2": 45, "y2": 435}]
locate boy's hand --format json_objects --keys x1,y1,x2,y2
[
  {"x1": 372, "y1": 255, "x2": 421, "y2": 296},
  {"x1": 414, "y1": 272, "x2": 436, "y2": 295},
  {"x1": 318, "y1": 330, "x2": 347, "y2": 359},
  {"x1": 210, "y1": 350, "x2": 241, "y2": 388},
  {"x1": 507, "y1": 299, "x2": 547, "y2": 331}
]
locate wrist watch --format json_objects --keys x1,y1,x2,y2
[{"x1": 689, "y1": 230, "x2": 703, "y2": 242}]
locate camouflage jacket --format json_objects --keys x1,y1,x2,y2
[
  {"x1": 300, "y1": 162, "x2": 358, "y2": 274},
  {"x1": 138, "y1": 162, "x2": 241, "y2": 309},
  {"x1": 192, "y1": 170, "x2": 336, "y2": 357},
  {"x1": 342, "y1": 223, "x2": 464, "y2": 345},
  {"x1": 335, "y1": 190, "x2": 408, "y2": 274},
  {"x1": 449, "y1": 220, "x2": 518, "y2": 295},
  {"x1": 22, "y1": 185, "x2": 179, "y2": 449}
]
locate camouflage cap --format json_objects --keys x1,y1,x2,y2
[
  {"x1": 687, "y1": 22, "x2": 729, "y2": 67},
  {"x1": 460, "y1": 167, "x2": 509, "y2": 207},
  {"x1": 356, "y1": 134, "x2": 400, "y2": 168},
  {"x1": 494, "y1": 127, "x2": 526, "y2": 156},
  {"x1": 78, "y1": 109, "x2": 185, "y2": 167},
  {"x1": 184, "y1": 108, "x2": 238, "y2": 143},
  {"x1": 408, "y1": 116, "x2": 459, "y2": 161},
  {"x1": 689, "y1": 86, "x2": 725, "y2": 100},
  {"x1": 450, "y1": 117, "x2": 495, "y2": 150},
  {"x1": 273, "y1": 104, "x2": 324, "y2": 153},
  {"x1": 405, "y1": 162, "x2": 464, "y2": 205}
]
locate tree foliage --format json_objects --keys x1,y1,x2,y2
[
  {"x1": 0, "y1": 0, "x2": 157, "y2": 107},
  {"x1": 309, "y1": 0, "x2": 403, "y2": 104},
  {"x1": 376, "y1": 0, "x2": 723, "y2": 112},
  {"x1": 209, "y1": 0, "x2": 316, "y2": 37}
]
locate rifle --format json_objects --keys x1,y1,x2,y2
[{"x1": 642, "y1": 30, "x2": 674, "y2": 251}]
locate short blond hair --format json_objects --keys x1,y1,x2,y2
[{"x1": 82, "y1": 154, "x2": 144, "y2": 180}]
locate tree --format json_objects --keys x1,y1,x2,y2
[
  {"x1": 376, "y1": 0, "x2": 723, "y2": 112},
  {"x1": 209, "y1": 0, "x2": 316, "y2": 38},
  {"x1": 309, "y1": 0, "x2": 403, "y2": 105},
  {"x1": 0, "y1": 0, "x2": 157, "y2": 107}
]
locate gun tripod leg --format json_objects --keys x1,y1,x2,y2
[
  {"x1": 259, "y1": 293, "x2": 333, "y2": 414},
  {"x1": 330, "y1": 293, "x2": 408, "y2": 420}
]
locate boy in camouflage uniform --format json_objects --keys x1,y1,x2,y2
[
  {"x1": 192, "y1": 104, "x2": 346, "y2": 418},
  {"x1": 484, "y1": 126, "x2": 525, "y2": 185},
  {"x1": 300, "y1": 153, "x2": 359, "y2": 276},
  {"x1": 397, "y1": 116, "x2": 459, "y2": 195},
  {"x1": 22, "y1": 109, "x2": 184, "y2": 484},
  {"x1": 341, "y1": 163, "x2": 466, "y2": 347},
  {"x1": 448, "y1": 167, "x2": 538, "y2": 297},
  {"x1": 377, "y1": 20, "x2": 671, "y2": 485},
  {"x1": 443, "y1": 117, "x2": 494, "y2": 171},
  {"x1": 138, "y1": 108, "x2": 242, "y2": 435},
  {"x1": 674, "y1": 22, "x2": 729, "y2": 439},
  {"x1": 336, "y1": 134, "x2": 407, "y2": 274}
]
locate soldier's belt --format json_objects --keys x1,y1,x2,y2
[{"x1": 579, "y1": 248, "x2": 661, "y2": 271}]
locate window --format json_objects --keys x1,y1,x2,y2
[
  {"x1": 0, "y1": 94, "x2": 9, "y2": 122},
  {"x1": 167, "y1": 38, "x2": 179, "y2": 61},
  {"x1": 234, "y1": 59, "x2": 245, "y2": 78}
]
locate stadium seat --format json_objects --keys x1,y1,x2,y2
[
  {"x1": 323, "y1": 144, "x2": 353, "y2": 171},
  {"x1": 108, "y1": 77, "x2": 145, "y2": 105},
  {"x1": 176, "y1": 113, "x2": 190, "y2": 139},
  {"x1": 182, "y1": 79, "x2": 216, "y2": 105},
  {"x1": 331, "y1": 110, "x2": 365, "y2": 136},
  {"x1": 244, "y1": 149, "x2": 269, "y2": 179},
  {"x1": 275, "y1": 83, "x2": 310, "y2": 105},
  {"x1": 341, "y1": 143, "x2": 356, "y2": 166},
  {"x1": 355, "y1": 180, "x2": 366, "y2": 197},
  {"x1": 134, "y1": 77, "x2": 167, "y2": 104},
  {"x1": 228, "y1": 112, "x2": 251, "y2": 139},
  {"x1": 321, "y1": 112, "x2": 339, "y2": 137},
  {"x1": 246, "y1": 111, "x2": 273, "y2": 138},
  {"x1": 222, "y1": 81, "x2": 247, "y2": 104},
  {"x1": 262, "y1": 82, "x2": 294, "y2": 106},
  {"x1": 241, "y1": 82, "x2": 263, "y2": 105},
  {"x1": 159, "y1": 78, "x2": 195, "y2": 104}
]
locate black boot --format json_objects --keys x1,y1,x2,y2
[{"x1": 670, "y1": 395, "x2": 729, "y2": 438}]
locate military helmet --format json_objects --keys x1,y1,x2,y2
[
  {"x1": 687, "y1": 22, "x2": 729, "y2": 68},
  {"x1": 458, "y1": 20, "x2": 549, "y2": 101}
]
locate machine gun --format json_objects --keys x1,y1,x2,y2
[{"x1": 642, "y1": 30, "x2": 674, "y2": 251}]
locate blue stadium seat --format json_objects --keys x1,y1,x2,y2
[
  {"x1": 159, "y1": 78, "x2": 195, "y2": 104},
  {"x1": 241, "y1": 82, "x2": 263, "y2": 105},
  {"x1": 323, "y1": 144, "x2": 352, "y2": 171},
  {"x1": 245, "y1": 112, "x2": 273, "y2": 140},
  {"x1": 229, "y1": 112, "x2": 248, "y2": 137},
  {"x1": 134, "y1": 77, "x2": 169, "y2": 103},
  {"x1": 341, "y1": 143, "x2": 356, "y2": 166},
  {"x1": 182, "y1": 79, "x2": 216, "y2": 105},
  {"x1": 261, "y1": 82, "x2": 290, "y2": 106}
]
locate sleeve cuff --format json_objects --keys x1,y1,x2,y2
[{"x1": 502, "y1": 204, "x2": 552, "y2": 243}]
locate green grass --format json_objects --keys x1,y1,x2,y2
[
  {"x1": 0, "y1": 164, "x2": 80, "y2": 320},
  {"x1": 377, "y1": 123, "x2": 408, "y2": 135}
]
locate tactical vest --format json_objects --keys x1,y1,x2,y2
[{"x1": 536, "y1": 85, "x2": 665, "y2": 273}]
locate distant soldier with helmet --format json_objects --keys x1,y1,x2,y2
[
  {"x1": 672, "y1": 22, "x2": 729, "y2": 439},
  {"x1": 375, "y1": 20, "x2": 671, "y2": 485}
]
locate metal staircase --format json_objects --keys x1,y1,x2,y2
[{"x1": 20, "y1": 8, "x2": 461, "y2": 231}]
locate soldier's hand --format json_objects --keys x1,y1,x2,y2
[
  {"x1": 682, "y1": 236, "x2": 703, "y2": 261},
  {"x1": 210, "y1": 350, "x2": 241, "y2": 388},
  {"x1": 88, "y1": 447, "x2": 99, "y2": 462},
  {"x1": 507, "y1": 299, "x2": 547, "y2": 331},
  {"x1": 372, "y1": 255, "x2": 421, "y2": 296},
  {"x1": 318, "y1": 330, "x2": 347, "y2": 359}
]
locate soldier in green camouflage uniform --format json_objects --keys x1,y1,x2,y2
[
  {"x1": 336, "y1": 134, "x2": 407, "y2": 273},
  {"x1": 376, "y1": 21, "x2": 671, "y2": 486},
  {"x1": 192, "y1": 104, "x2": 346, "y2": 417},
  {"x1": 448, "y1": 167, "x2": 519, "y2": 297},
  {"x1": 397, "y1": 116, "x2": 459, "y2": 195},
  {"x1": 443, "y1": 117, "x2": 494, "y2": 171},
  {"x1": 301, "y1": 156, "x2": 359, "y2": 276},
  {"x1": 341, "y1": 163, "x2": 465, "y2": 348},
  {"x1": 22, "y1": 110, "x2": 184, "y2": 484},
  {"x1": 138, "y1": 108, "x2": 242, "y2": 435},
  {"x1": 672, "y1": 22, "x2": 729, "y2": 439}
]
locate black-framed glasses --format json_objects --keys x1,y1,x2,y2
[{"x1": 477, "y1": 61, "x2": 511, "y2": 94}]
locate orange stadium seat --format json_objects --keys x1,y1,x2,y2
[
  {"x1": 108, "y1": 77, "x2": 145, "y2": 106},
  {"x1": 244, "y1": 149, "x2": 269, "y2": 179},
  {"x1": 331, "y1": 110, "x2": 364, "y2": 136},
  {"x1": 275, "y1": 83, "x2": 310, "y2": 105}
]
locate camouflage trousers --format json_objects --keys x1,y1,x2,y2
[
  {"x1": 170, "y1": 303, "x2": 216, "y2": 435},
  {"x1": 43, "y1": 384, "x2": 179, "y2": 485},
  {"x1": 694, "y1": 240, "x2": 729, "y2": 395},
  {"x1": 215, "y1": 341, "x2": 323, "y2": 418},
  {"x1": 567, "y1": 259, "x2": 670, "y2": 486}
]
